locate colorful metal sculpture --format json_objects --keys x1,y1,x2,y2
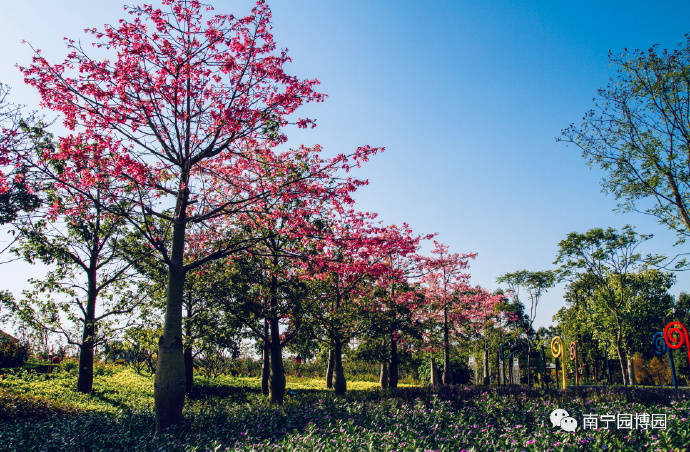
[
  {"x1": 664, "y1": 321, "x2": 690, "y2": 368},
  {"x1": 569, "y1": 341, "x2": 578, "y2": 386},
  {"x1": 652, "y1": 331, "x2": 677, "y2": 390},
  {"x1": 551, "y1": 336, "x2": 566, "y2": 390}
]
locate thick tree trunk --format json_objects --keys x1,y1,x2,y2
[
  {"x1": 184, "y1": 346, "x2": 193, "y2": 394},
  {"x1": 333, "y1": 336, "x2": 346, "y2": 395},
  {"x1": 379, "y1": 361, "x2": 389, "y2": 390},
  {"x1": 325, "y1": 343, "x2": 335, "y2": 389},
  {"x1": 389, "y1": 332, "x2": 399, "y2": 390},
  {"x1": 442, "y1": 305, "x2": 451, "y2": 385},
  {"x1": 77, "y1": 270, "x2": 97, "y2": 393},
  {"x1": 502, "y1": 352, "x2": 507, "y2": 385},
  {"x1": 261, "y1": 324, "x2": 270, "y2": 396},
  {"x1": 154, "y1": 196, "x2": 188, "y2": 432},
  {"x1": 269, "y1": 316, "x2": 285, "y2": 404},
  {"x1": 154, "y1": 261, "x2": 187, "y2": 431},
  {"x1": 183, "y1": 299, "x2": 194, "y2": 394},
  {"x1": 430, "y1": 355, "x2": 440, "y2": 388},
  {"x1": 267, "y1": 266, "x2": 286, "y2": 404}
]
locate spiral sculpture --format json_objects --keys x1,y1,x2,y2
[
  {"x1": 652, "y1": 331, "x2": 677, "y2": 390},
  {"x1": 664, "y1": 321, "x2": 690, "y2": 368},
  {"x1": 652, "y1": 332, "x2": 667, "y2": 355},
  {"x1": 551, "y1": 336, "x2": 562, "y2": 358},
  {"x1": 569, "y1": 341, "x2": 579, "y2": 386},
  {"x1": 551, "y1": 336, "x2": 566, "y2": 390},
  {"x1": 569, "y1": 341, "x2": 577, "y2": 361}
]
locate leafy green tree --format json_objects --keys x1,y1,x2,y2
[
  {"x1": 0, "y1": 83, "x2": 40, "y2": 227},
  {"x1": 4, "y1": 144, "x2": 141, "y2": 393},
  {"x1": 497, "y1": 270, "x2": 555, "y2": 386},
  {"x1": 555, "y1": 225, "x2": 663, "y2": 385},
  {"x1": 560, "y1": 34, "x2": 690, "y2": 250}
]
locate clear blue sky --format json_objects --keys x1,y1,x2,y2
[{"x1": 1, "y1": 1, "x2": 689, "y2": 329}]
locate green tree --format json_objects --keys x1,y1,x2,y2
[
  {"x1": 555, "y1": 226, "x2": 666, "y2": 385},
  {"x1": 497, "y1": 270, "x2": 555, "y2": 386},
  {"x1": 0, "y1": 83, "x2": 40, "y2": 227},
  {"x1": 560, "y1": 34, "x2": 690, "y2": 249}
]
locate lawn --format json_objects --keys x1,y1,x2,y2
[{"x1": 1, "y1": 364, "x2": 689, "y2": 451}]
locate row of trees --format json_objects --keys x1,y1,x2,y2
[
  {"x1": 493, "y1": 225, "x2": 690, "y2": 387},
  {"x1": 0, "y1": 0, "x2": 506, "y2": 432},
  {"x1": 486, "y1": 34, "x2": 690, "y2": 388}
]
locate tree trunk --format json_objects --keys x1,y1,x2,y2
[
  {"x1": 430, "y1": 355, "x2": 440, "y2": 388},
  {"x1": 326, "y1": 342, "x2": 335, "y2": 389},
  {"x1": 269, "y1": 316, "x2": 285, "y2": 404},
  {"x1": 442, "y1": 304, "x2": 451, "y2": 385},
  {"x1": 514, "y1": 356, "x2": 520, "y2": 384},
  {"x1": 333, "y1": 336, "x2": 346, "y2": 395},
  {"x1": 614, "y1": 317, "x2": 628, "y2": 386},
  {"x1": 615, "y1": 341, "x2": 627, "y2": 386},
  {"x1": 154, "y1": 260, "x2": 187, "y2": 432},
  {"x1": 627, "y1": 354, "x2": 636, "y2": 386},
  {"x1": 540, "y1": 345, "x2": 548, "y2": 389},
  {"x1": 77, "y1": 269, "x2": 97, "y2": 393},
  {"x1": 154, "y1": 179, "x2": 189, "y2": 432},
  {"x1": 388, "y1": 287, "x2": 398, "y2": 390},
  {"x1": 482, "y1": 340, "x2": 489, "y2": 385},
  {"x1": 502, "y1": 352, "x2": 507, "y2": 385},
  {"x1": 261, "y1": 322, "x2": 270, "y2": 396},
  {"x1": 574, "y1": 342, "x2": 579, "y2": 387},
  {"x1": 379, "y1": 361, "x2": 389, "y2": 390},
  {"x1": 183, "y1": 300, "x2": 194, "y2": 394},
  {"x1": 389, "y1": 332, "x2": 399, "y2": 390},
  {"x1": 526, "y1": 342, "x2": 532, "y2": 387},
  {"x1": 496, "y1": 348, "x2": 501, "y2": 385},
  {"x1": 184, "y1": 346, "x2": 193, "y2": 394}
]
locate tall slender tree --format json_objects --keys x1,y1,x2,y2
[{"x1": 497, "y1": 269, "x2": 555, "y2": 386}]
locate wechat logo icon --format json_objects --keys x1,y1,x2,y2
[{"x1": 550, "y1": 408, "x2": 578, "y2": 432}]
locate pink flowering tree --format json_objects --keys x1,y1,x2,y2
[
  {"x1": 306, "y1": 209, "x2": 395, "y2": 395},
  {"x1": 367, "y1": 224, "x2": 431, "y2": 390},
  {"x1": 201, "y1": 146, "x2": 377, "y2": 403},
  {"x1": 417, "y1": 242, "x2": 503, "y2": 385},
  {"x1": 419, "y1": 241, "x2": 476, "y2": 384},
  {"x1": 20, "y1": 0, "x2": 379, "y2": 430}
]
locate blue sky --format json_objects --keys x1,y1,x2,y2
[{"x1": 1, "y1": 1, "x2": 689, "y2": 329}]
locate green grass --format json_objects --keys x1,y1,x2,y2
[{"x1": 1, "y1": 364, "x2": 690, "y2": 451}]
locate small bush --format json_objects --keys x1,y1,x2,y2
[
  {"x1": 0, "y1": 388, "x2": 80, "y2": 420},
  {"x1": 58, "y1": 358, "x2": 79, "y2": 374},
  {"x1": 0, "y1": 339, "x2": 29, "y2": 368},
  {"x1": 417, "y1": 355, "x2": 473, "y2": 385}
]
